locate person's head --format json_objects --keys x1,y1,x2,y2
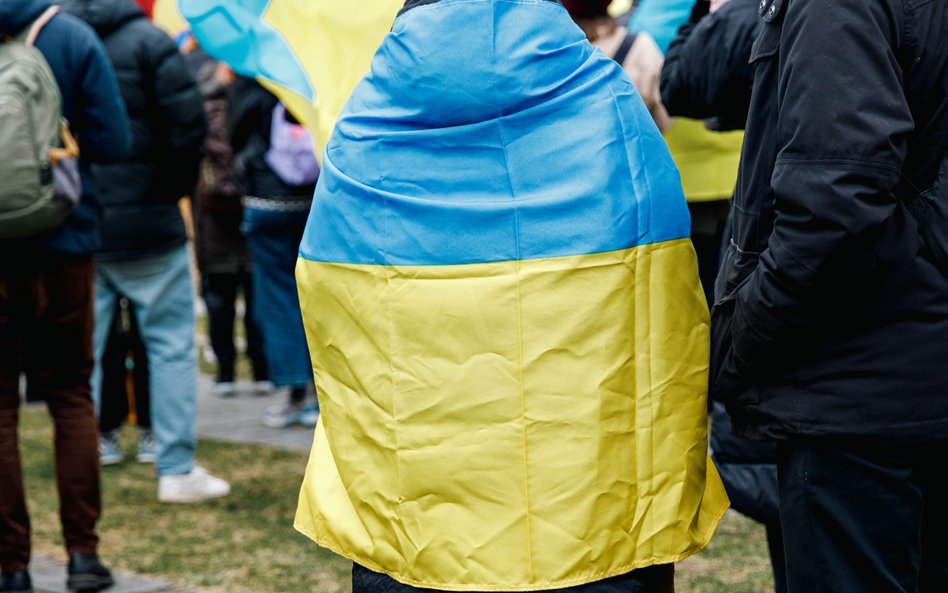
[{"x1": 561, "y1": 0, "x2": 616, "y2": 41}]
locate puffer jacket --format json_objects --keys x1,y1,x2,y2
[
  {"x1": 61, "y1": 0, "x2": 206, "y2": 261},
  {"x1": 711, "y1": 0, "x2": 948, "y2": 442}
]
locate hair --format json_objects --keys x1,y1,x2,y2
[{"x1": 574, "y1": 16, "x2": 618, "y2": 42}]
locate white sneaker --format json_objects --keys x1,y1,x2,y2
[
  {"x1": 299, "y1": 404, "x2": 320, "y2": 428},
  {"x1": 157, "y1": 466, "x2": 230, "y2": 503},
  {"x1": 252, "y1": 380, "x2": 273, "y2": 396},
  {"x1": 212, "y1": 381, "x2": 237, "y2": 398},
  {"x1": 262, "y1": 400, "x2": 304, "y2": 428}
]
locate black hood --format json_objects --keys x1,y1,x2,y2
[
  {"x1": 0, "y1": 0, "x2": 52, "y2": 36},
  {"x1": 57, "y1": 0, "x2": 142, "y2": 36}
]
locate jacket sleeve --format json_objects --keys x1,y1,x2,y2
[
  {"x1": 731, "y1": 0, "x2": 913, "y2": 370},
  {"x1": 660, "y1": 0, "x2": 758, "y2": 127},
  {"x1": 74, "y1": 23, "x2": 131, "y2": 163},
  {"x1": 147, "y1": 29, "x2": 207, "y2": 199},
  {"x1": 227, "y1": 75, "x2": 276, "y2": 155}
]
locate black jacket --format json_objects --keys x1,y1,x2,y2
[
  {"x1": 660, "y1": 0, "x2": 761, "y2": 130},
  {"x1": 227, "y1": 76, "x2": 314, "y2": 203},
  {"x1": 0, "y1": 0, "x2": 130, "y2": 255},
  {"x1": 61, "y1": 0, "x2": 205, "y2": 261},
  {"x1": 711, "y1": 0, "x2": 948, "y2": 441}
]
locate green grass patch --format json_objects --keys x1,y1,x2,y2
[
  {"x1": 20, "y1": 407, "x2": 348, "y2": 593},
  {"x1": 20, "y1": 407, "x2": 774, "y2": 593}
]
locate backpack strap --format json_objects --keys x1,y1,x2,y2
[
  {"x1": 50, "y1": 120, "x2": 80, "y2": 164},
  {"x1": 611, "y1": 30, "x2": 638, "y2": 66},
  {"x1": 25, "y1": 6, "x2": 59, "y2": 46}
]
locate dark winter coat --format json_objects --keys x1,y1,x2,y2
[
  {"x1": 227, "y1": 76, "x2": 314, "y2": 206},
  {"x1": 0, "y1": 0, "x2": 130, "y2": 255},
  {"x1": 660, "y1": 0, "x2": 761, "y2": 130},
  {"x1": 61, "y1": 0, "x2": 206, "y2": 261},
  {"x1": 710, "y1": 0, "x2": 948, "y2": 441}
]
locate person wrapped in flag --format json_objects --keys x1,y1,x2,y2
[{"x1": 293, "y1": 0, "x2": 728, "y2": 591}]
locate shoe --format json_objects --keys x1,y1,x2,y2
[
  {"x1": 0, "y1": 570, "x2": 32, "y2": 593},
  {"x1": 262, "y1": 400, "x2": 307, "y2": 428},
  {"x1": 252, "y1": 380, "x2": 273, "y2": 396},
  {"x1": 136, "y1": 429, "x2": 156, "y2": 464},
  {"x1": 299, "y1": 404, "x2": 320, "y2": 428},
  {"x1": 157, "y1": 466, "x2": 230, "y2": 503},
  {"x1": 98, "y1": 430, "x2": 123, "y2": 466},
  {"x1": 212, "y1": 381, "x2": 237, "y2": 398},
  {"x1": 66, "y1": 553, "x2": 113, "y2": 593}
]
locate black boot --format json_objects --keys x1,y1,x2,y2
[
  {"x1": 0, "y1": 571, "x2": 32, "y2": 593},
  {"x1": 66, "y1": 554, "x2": 113, "y2": 593}
]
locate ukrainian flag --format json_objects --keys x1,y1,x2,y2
[
  {"x1": 174, "y1": 0, "x2": 403, "y2": 148},
  {"x1": 294, "y1": 0, "x2": 728, "y2": 590}
]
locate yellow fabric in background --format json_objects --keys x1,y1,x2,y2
[
  {"x1": 295, "y1": 239, "x2": 728, "y2": 591},
  {"x1": 664, "y1": 118, "x2": 744, "y2": 202},
  {"x1": 255, "y1": 1, "x2": 402, "y2": 148},
  {"x1": 152, "y1": 0, "x2": 188, "y2": 35},
  {"x1": 163, "y1": 0, "x2": 402, "y2": 151}
]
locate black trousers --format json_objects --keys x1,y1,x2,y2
[
  {"x1": 352, "y1": 564, "x2": 674, "y2": 593},
  {"x1": 99, "y1": 297, "x2": 150, "y2": 433},
  {"x1": 778, "y1": 438, "x2": 948, "y2": 593},
  {"x1": 201, "y1": 270, "x2": 267, "y2": 383}
]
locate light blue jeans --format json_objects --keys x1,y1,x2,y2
[{"x1": 91, "y1": 245, "x2": 196, "y2": 476}]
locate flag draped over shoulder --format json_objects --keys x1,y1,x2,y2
[
  {"x1": 173, "y1": 0, "x2": 402, "y2": 149},
  {"x1": 294, "y1": 0, "x2": 728, "y2": 590}
]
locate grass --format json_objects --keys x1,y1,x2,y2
[{"x1": 19, "y1": 407, "x2": 775, "y2": 593}]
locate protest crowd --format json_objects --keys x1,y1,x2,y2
[{"x1": 0, "y1": 0, "x2": 945, "y2": 592}]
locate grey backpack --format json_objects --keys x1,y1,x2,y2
[{"x1": 0, "y1": 6, "x2": 81, "y2": 239}]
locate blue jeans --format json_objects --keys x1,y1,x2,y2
[
  {"x1": 242, "y1": 207, "x2": 313, "y2": 388},
  {"x1": 91, "y1": 245, "x2": 197, "y2": 476}
]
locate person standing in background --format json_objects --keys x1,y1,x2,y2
[
  {"x1": 97, "y1": 297, "x2": 154, "y2": 466},
  {"x1": 561, "y1": 0, "x2": 671, "y2": 131},
  {"x1": 59, "y1": 0, "x2": 230, "y2": 504},
  {"x1": 0, "y1": 0, "x2": 130, "y2": 590},
  {"x1": 183, "y1": 41, "x2": 270, "y2": 399},
  {"x1": 229, "y1": 76, "x2": 318, "y2": 429}
]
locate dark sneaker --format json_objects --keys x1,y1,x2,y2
[
  {"x1": 0, "y1": 571, "x2": 32, "y2": 593},
  {"x1": 67, "y1": 554, "x2": 113, "y2": 593}
]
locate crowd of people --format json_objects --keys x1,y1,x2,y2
[{"x1": 0, "y1": 0, "x2": 945, "y2": 592}]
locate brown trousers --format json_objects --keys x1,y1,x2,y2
[{"x1": 0, "y1": 253, "x2": 100, "y2": 572}]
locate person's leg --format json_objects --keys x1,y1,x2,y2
[
  {"x1": 128, "y1": 302, "x2": 151, "y2": 430},
  {"x1": 243, "y1": 210, "x2": 312, "y2": 390},
  {"x1": 766, "y1": 522, "x2": 788, "y2": 593},
  {"x1": 202, "y1": 272, "x2": 238, "y2": 385},
  {"x1": 0, "y1": 268, "x2": 30, "y2": 574},
  {"x1": 244, "y1": 209, "x2": 315, "y2": 427},
  {"x1": 22, "y1": 255, "x2": 101, "y2": 560},
  {"x1": 919, "y1": 440, "x2": 948, "y2": 593},
  {"x1": 90, "y1": 268, "x2": 119, "y2": 419},
  {"x1": 110, "y1": 246, "x2": 198, "y2": 477},
  {"x1": 240, "y1": 267, "x2": 268, "y2": 385},
  {"x1": 98, "y1": 299, "x2": 128, "y2": 435},
  {"x1": 778, "y1": 439, "x2": 924, "y2": 593}
]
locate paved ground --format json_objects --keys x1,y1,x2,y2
[
  {"x1": 29, "y1": 554, "x2": 184, "y2": 593},
  {"x1": 194, "y1": 375, "x2": 315, "y2": 452},
  {"x1": 30, "y1": 374, "x2": 315, "y2": 592}
]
